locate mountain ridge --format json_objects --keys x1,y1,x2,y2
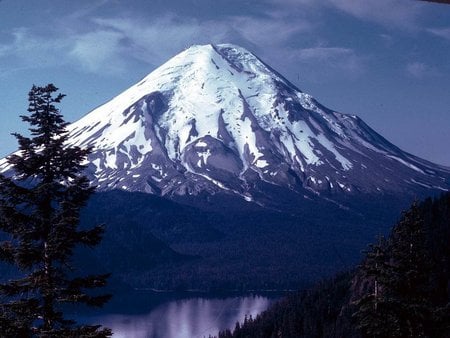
[
  {"x1": 1, "y1": 43, "x2": 449, "y2": 208},
  {"x1": 65, "y1": 43, "x2": 449, "y2": 205}
]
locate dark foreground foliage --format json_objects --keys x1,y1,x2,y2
[
  {"x1": 0, "y1": 85, "x2": 111, "y2": 337},
  {"x1": 218, "y1": 192, "x2": 450, "y2": 338}
]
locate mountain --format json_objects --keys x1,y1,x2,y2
[
  {"x1": 1, "y1": 44, "x2": 449, "y2": 290},
  {"x1": 61, "y1": 43, "x2": 449, "y2": 208}
]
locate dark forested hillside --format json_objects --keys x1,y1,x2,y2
[
  {"x1": 218, "y1": 272, "x2": 357, "y2": 338},
  {"x1": 78, "y1": 190, "x2": 408, "y2": 291},
  {"x1": 218, "y1": 193, "x2": 450, "y2": 338}
]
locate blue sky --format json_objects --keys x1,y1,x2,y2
[{"x1": 0, "y1": 0, "x2": 449, "y2": 165}]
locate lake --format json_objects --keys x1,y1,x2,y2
[{"x1": 79, "y1": 292, "x2": 278, "y2": 338}]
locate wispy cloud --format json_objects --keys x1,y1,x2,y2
[
  {"x1": 326, "y1": 0, "x2": 422, "y2": 29},
  {"x1": 427, "y1": 27, "x2": 450, "y2": 40},
  {"x1": 229, "y1": 15, "x2": 313, "y2": 48},
  {"x1": 0, "y1": 2, "x2": 361, "y2": 81},
  {"x1": 0, "y1": 26, "x2": 128, "y2": 75},
  {"x1": 69, "y1": 30, "x2": 126, "y2": 74},
  {"x1": 379, "y1": 34, "x2": 395, "y2": 47},
  {"x1": 264, "y1": 0, "x2": 422, "y2": 29},
  {"x1": 0, "y1": 12, "x2": 360, "y2": 85},
  {"x1": 406, "y1": 61, "x2": 438, "y2": 78},
  {"x1": 0, "y1": 14, "x2": 225, "y2": 75},
  {"x1": 291, "y1": 46, "x2": 365, "y2": 77},
  {"x1": 0, "y1": 28, "x2": 69, "y2": 69},
  {"x1": 85, "y1": 13, "x2": 314, "y2": 71},
  {"x1": 91, "y1": 16, "x2": 230, "y2": 66},
  {"x1": 264, "y1": 0, "x2": 317, "y2": 5}
]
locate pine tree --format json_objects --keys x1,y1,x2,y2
[
  {"x1": 354, "y1": 237, "x2": 401, "y2": 337},
  {"x1": 387, "y1": 201, "x2": 434, "y2": 337},
  {"x1": 0, "y1": 84, "x2": 111, "y2": 337},
  {"x1": 354, "y1": 201, "x2": 437, "y2": 337}
]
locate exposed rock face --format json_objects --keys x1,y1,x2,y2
[{"x1": 3, "y1": 44, "x2": 449, "y2": 205}]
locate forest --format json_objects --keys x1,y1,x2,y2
[{"x1": 217, "y1": 193, "x2": 450, "y2": 338}]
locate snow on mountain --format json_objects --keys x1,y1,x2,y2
[{"x1": 3, "y1": 44, "x2": 450, "y2": 203}]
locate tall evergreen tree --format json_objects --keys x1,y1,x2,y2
[
  {"x1": 354, "y1": 201, "x2": 437, "y2": 337},
  {"x1": 387, "y1": 202, "x2": 434, "y2": 337},
  {"x1": 0, "y1": 84, "x2": 111, "y2": 337},
  {"x1": 354, "y1": 237, "x2": 401, "y2": 338}
]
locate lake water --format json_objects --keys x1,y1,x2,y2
[{"x1": 80, "y1": 293, "x2": 277, "y2": 338}]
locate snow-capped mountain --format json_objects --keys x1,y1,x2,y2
[
  {"x1": 4, "y1": 44, "x2": 450, "y2": 203},
  {"x1": 1, "y1": 44, "x2": 449, "y2": 289}
]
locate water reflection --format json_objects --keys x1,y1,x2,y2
[{"x1": 90, "y1": 295, "x2": 273, "y2": 338}]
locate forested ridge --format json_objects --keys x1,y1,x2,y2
[{"x1": 218, "y1": 193, "x2": 450, "y2": 338}]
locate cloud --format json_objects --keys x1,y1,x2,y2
[
  {"x1": 406, "y1": 62, "x2": 438, "y2": 78},
  {"x1": 294, "y1": 46, "x2": 352, "y2": 60},
  {"x1": 265, "y1": 0, "x2": 316, "y2": 4},
  {"x1": 69, "y1": 30, "x2": 126, "y2": 74},
  {"x1": 0, "y1": 28, "x2": 70, "y2": 68},
  {"x1": 291, "y1": 46, "x2": 365, "y2": 76},
  {"x1": 326, "y1": 0, "x2": 422, "y2": 29},
  {"x1": 379, "y1": 34, "x2": 395, "y2": 47},
  {"x1": 263, "y1": 0, "x2": 319, "y2": 9},
  {"x1": 0, "y1": 14, "x2": 281, "y2": 76},
  {"x1": 0, "y1": 3, "x2": 360, "y2": 81},
  {"x1": 90, "y1": 13, "x2": 313, "y2": 69},
  {"x1": 0, "y1": 26, "x2": 128, "y2": 76},
  {"x1": 89, "y1": 12, "x2": 360, "y2": 84},
  {"x1": 264, "y1": 0, "x2": 422, "y2": 29},
  {"x1": 427, "y1": 27, "x2": 450, "y2": 40},
  {"x1": 231, "y1": 15, "x2": 312, "y2": 46},
  {"x1": 92, "y1": 16, "x2": 230, "y2": 66}
]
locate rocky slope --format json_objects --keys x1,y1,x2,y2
[{"x1": 59, "y1": 43, "x2": 449, "y2": 207}]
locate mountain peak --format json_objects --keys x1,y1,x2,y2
[{"x1": 3, "y1": 44, "x2": 449, "y2": 206}]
